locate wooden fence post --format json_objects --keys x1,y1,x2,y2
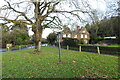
[
  {"x1": 97, "y1": 46, "x2": 100, "y2": 54},
  {"x1": 67, "y1": 45, "x2": 69, "y2": 50},
  {"x1": 79, "y1": 46, "x2": 81, "y2": 52}
]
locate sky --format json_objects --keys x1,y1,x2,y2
[
  {"x1": 0, "y1": 0, "x2": 54, "y2": 38},
  {"x1": 0, "y1": 0, "x2": 118, "y2": 39}
]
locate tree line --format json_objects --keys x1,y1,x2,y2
[
  {"x1": 47, "y1": 16, "x2": 120, "y2": 45},
  {"x1": 1, "y1": 23, "x2": 30, "y2": 48},
  {"x1": 85, "y1": 16, "x2": 120, "y2": 44}
]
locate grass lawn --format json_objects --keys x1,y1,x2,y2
[
  {"x1": 95, "y1": 45, "x2": 120, "y2": 47},
  {"x1": 106, "y1": 45, "x2": 120, "y2": 47},
  {"x1": 2, "y1": 47, "x2": 119, "y2": 78}
]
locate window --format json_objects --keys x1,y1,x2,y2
[
  {"x1": 83, "y1": 31, "x2": 85, "y2": 33},
  {"x1": 85, "y1": 35, "x2": 87, "y2": 38},
  {"x1": 68, "y1": 34, "x2": 71, "y2": 38},
  {"x1": 74, "y1": 35, "x2": 77, "y2": 38},
  {"x1": 63, "y1": 34, "x2": 66, "y2": 37},
  {"x1": 81, "y1": 34, "x2": 83, "y2": 38}
]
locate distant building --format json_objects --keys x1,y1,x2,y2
[{"x1": 62, "y1": 26, "x2": 90, "y2": 44}]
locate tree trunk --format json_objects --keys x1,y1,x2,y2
[
  {"x1": 33, "y1": 1, "x2": 43, "y2": 52},
  {"x1": 34, "y1": 25, "x2": 42, "y2": 52},
  {"x1": 34, "y1": 35, "x2": 41, "y2": 52},
  {"x1": 35, "y1": 40, "x2": 41, "y2": 51}
]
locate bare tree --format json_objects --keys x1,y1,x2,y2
[{"x1": 0, "y1": 0, "x2": 93, "y2": 53}]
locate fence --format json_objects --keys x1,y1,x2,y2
[
  {"x1": 61, "y1": 45, "x2": 120, "y2": 56},
  {"x1": 3, "y1": 45, "x2": 34, "y2": 52}
]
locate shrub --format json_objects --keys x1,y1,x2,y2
[
  {"x1": 61, "y1": 38, "x2": 80, "y2": 47},
  {"x1": 47, "y1": 33, "x2": 57, "y2": 45}
]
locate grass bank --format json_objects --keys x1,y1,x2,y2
[{"x1": 2, "y1": 47, "x2": 119, "y2": 78}]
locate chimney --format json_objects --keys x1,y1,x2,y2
[{"x1": 76, "y1": 26, "x2": 81, "y2": 30}]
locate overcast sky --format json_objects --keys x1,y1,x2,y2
[{"x1": 0, "y1": 0, "x2": 118, "y2": 38}]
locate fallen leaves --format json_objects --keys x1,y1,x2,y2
[
  {"x1": 72, "y1": 60, "x2": 76, "y2": 63},
  {"x1": 80, "y1": 75, "x2": 85, "y2": 78},
  {"x1": 85, "y1": 69, "x2": 93, "y2": 73},
  {"x1": 2, "y1": 47, "x2": 119, "y2": 78}
]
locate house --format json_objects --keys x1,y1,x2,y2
[{"x1": 62, "y1": 26, "x2": 90, "y2": 44}]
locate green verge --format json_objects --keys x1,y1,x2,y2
[{"x1": 2, "y1": 47, "x2": 119, "y2": 78}]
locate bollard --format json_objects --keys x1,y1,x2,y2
[
  {"x1": 7, "y1": 47, "x2": 10, "y2": 51},
  {"x1": 67, "y1": 45, "x2": 69, "y2": 50},
  {"x1": 97, "y1": 47, "x2": 100, "y2": 54},
  {"x1": 79, "y1": 46, "x2": 81, "y2": 52}
]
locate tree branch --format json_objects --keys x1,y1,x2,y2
[
  {"x1": 54, "y1": 10, "x2": 87, "y2": 22},
  {"x1": 0, "y1": 16, "x2": 34, "y2": 25},
  {"x1": 5, "y1": 1, "x2": 33, "y2": 24}
]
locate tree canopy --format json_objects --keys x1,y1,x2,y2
[
  {"x1": 1, "y1": 23, "x2": 30, "y2": 48},
  {"x1": 85, "y1": 16, "x2": 120, "y2": 44}
]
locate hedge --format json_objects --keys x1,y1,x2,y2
[
  {"x1": 61, "y1": 45, "x2": 120, "y2": 56},
  {"x1": 99, "y1": 47, "x2": 120, "y2": 56}
]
